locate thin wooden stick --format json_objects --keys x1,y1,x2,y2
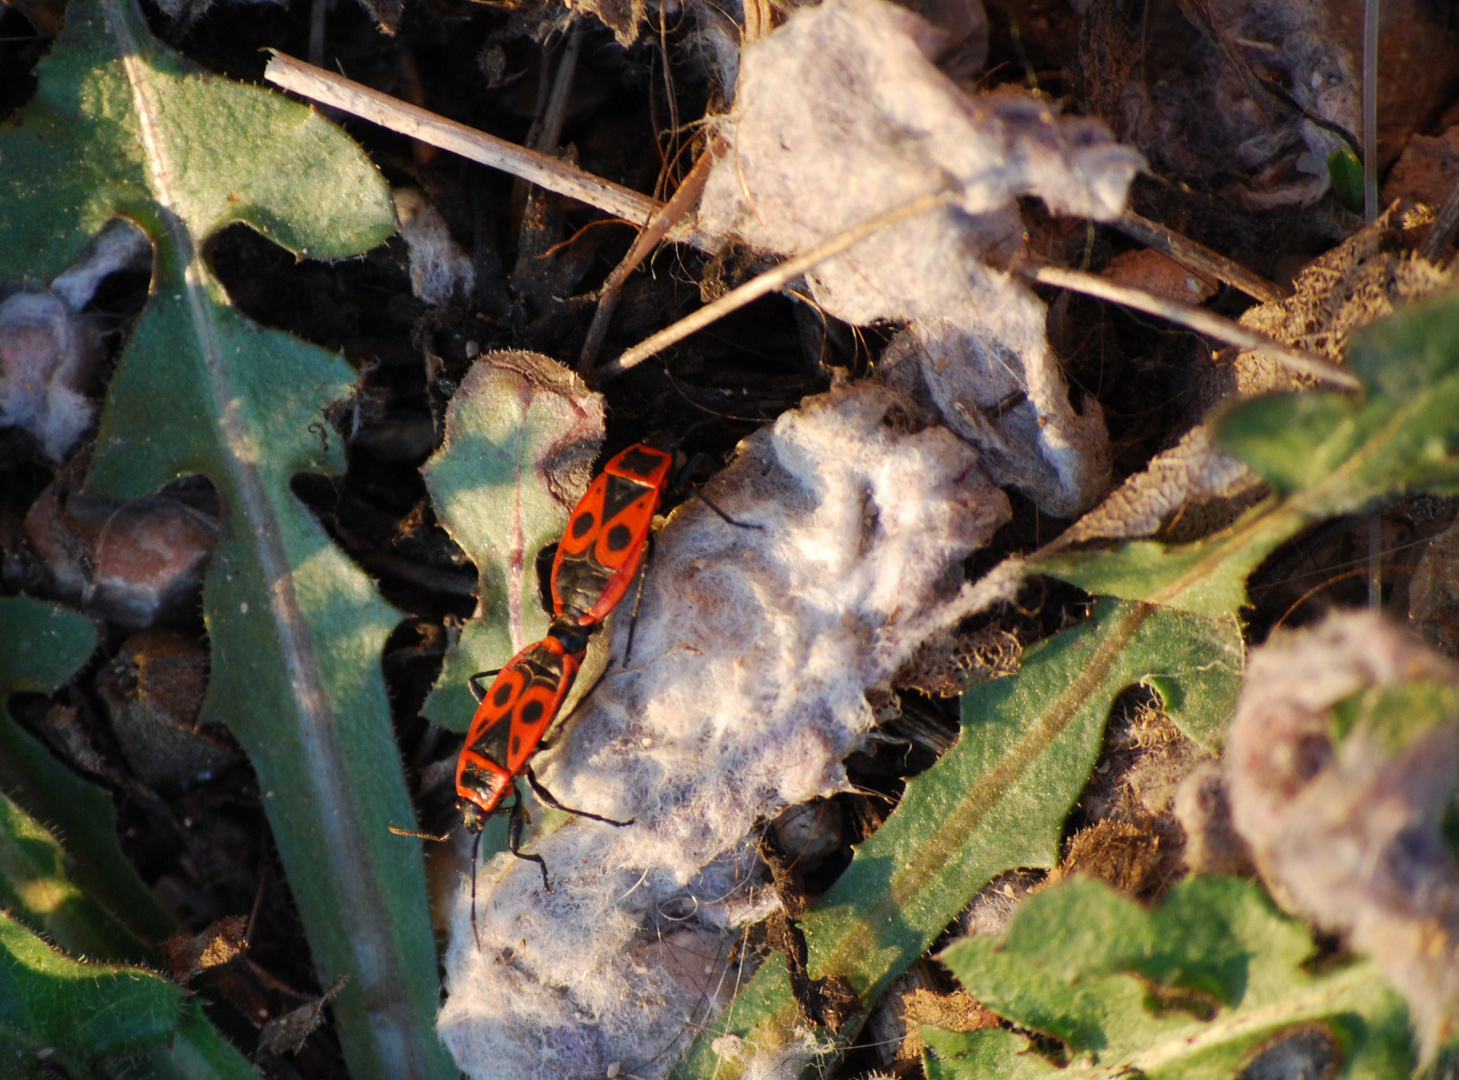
[
  {"x1": 590, "y1": 189, "x2": 955, "y2": 383},
  {"x1": 1023, "y1": 263, "x2": 1361, "y2": 391},
  {"x1": 578, "y1": 137, "x2": 725, "y2": 372},
  {"x1": 1112, "y1": 212, "x2": 1289, "y2": 305},
  {"x1": 264, "y1": 51, "x2": 708, "y2": 248}
]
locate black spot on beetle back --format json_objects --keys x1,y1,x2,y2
[{"x1": 617, "y1": 447, "x2": 665, "y2": 478}]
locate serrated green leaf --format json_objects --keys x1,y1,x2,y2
[
  {"x1": 1033, "y1": 294, "x2": 1459, "y2": 615},
  {"x1": 930, "y1": 876, "x2": 1415, "y2": 1080},
  {"x1": 0, "y1": 596, "x2": 172, "y2": 951},
  {"x1": 674, "y1": 602, "x2": 1243, "y2": 1079},
  {"x1": 0, "y1": 1, "x2": 451, "y2": 1075},
  {"x1": 0, "y1": 910, "x2": 183, "y2": 1076},
  {"x1": 0, "y1": 797, "x2": 259, "y2": 1079},
  {"x1": 0, "y1": 1, "x2": 391, "y2": 280},
  {"x1": 421, "y1": 351, "x2": 603, "y2": 731}
]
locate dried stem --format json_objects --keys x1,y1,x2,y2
[
  {"x1": 264, "y1": 51, "x2": 709, "y2": 249},
  {"x1": 1112, "y1": 212, "x2": 1289, "y2": 304},
  {"x1": 578, "y1": 137, "x2": 725, "y2": 372},
  {"x1": 590, "y1": 189, "x2": 955, "y2": 383},
  {"x1": 1023, "y1": 264, "x2": 1361, "y2": 391}
]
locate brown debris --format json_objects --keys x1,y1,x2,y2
[
  {"x1": 1056, "y1": 205, "x2": 1450, "y2": 552},
  {"x1": 894, "y1": 986, "x2": 1001, "y2": 1063},
  {"x1": 1054, "y1": 696, "x2": 1202, "y2": 902},
  {"x1": 160, "y1": 915, "x2": 249, "y2": 982},
  {"x1": 88, "y1": 496, "x2": 219, "y2": 632},
  {"x1": 1103, "y1": 248, "x2": 1217, "y2": 306},
  {"x1": 1410, "y1": 517, "x2": 1459, "y2": 660},
  {"x1": 256, "y1": 975, "x2": 349, "y2": 1059},
  {"x1": 95, "y1": 630, "x2": 239, "y2": 788},
  {"x1": 1383, "y1": 128, "x2": 1459, "y2": 210},
  {"x1": 893, "y1": 623, "x2": 1021, "y2": 698}
]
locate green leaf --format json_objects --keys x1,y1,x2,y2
[
  {"x1": 929, "y1": 876, "x2": 1415, "y2": 1079},
  {"x1": 1216, "y1": 393, "x2": 1359, "y2": 496},
  {"x1": 0, "y1": 596, "x2": 172, "y2": 951},
  {"x1": 674, "y1": 602, "x2": 1243, "y2": 1078},
  {"x1": 921, "y1": 1025, "x2": 1058, "y2": 1080},
  {"x1": 0, "y1": 796, "x2": 259, "y2": 1078},
  {"x1": 133, "y1": 1000, "x2": 261, "y2": 1080},
  {"x1": 1328, "y1": 146, "x2": 1365, "y2": 214},
  {"x1": 0, "y1": 4, "x2": 390, "y2": 280},
  {"x1": 0, "y1": 596, "x2": 96, "y2": 695},
  {"x1": 0, "y1": 2, "x2": 451, "y2": 1075},
  {"x1": 1033, "y1": 294, "x2": 1459, "y2": 614},
  {"x1": 0, "y1": 600, "x2": 258, "y2": 1077},
  {"x1": 421, "y1": 351, "x2": 603, "y2": 731},
  {"x1": 0, "y1": 794, "x2": 140, "y2": 966},
  {"x1": 0, "y1": 910, "x2": 183, "y2": 1076},
  {"x1": 1329, "y1": 681, "x2": 1459, "y2": 753}
]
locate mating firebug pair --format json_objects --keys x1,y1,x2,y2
[{"x1": 396, "y1": 443, "x2": 679, "y2": 894}]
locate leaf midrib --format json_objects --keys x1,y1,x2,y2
[
  {"x1": 99, "y1": 4, "x2": 427, "y2": 1072},
  {"x1": 811, "y1": 603, "x2": 1147, "y2": 995}
]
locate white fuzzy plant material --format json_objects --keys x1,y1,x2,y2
[
  {"x1": 0, "y1": 219, "x2": 150, "y2": 462},
  {"x1": 437, "y1": 381, "x2": 1018, "y2": 1080},
  {"x1": 696, "y1": 0, "x2": 1144, "y2": 518},
  {"x1": 1226, "y1": 613, "x2": 1459, "y2": 1058},
  {"x1": 394, "y1": 188, "x2": 476, "y2": 307}
]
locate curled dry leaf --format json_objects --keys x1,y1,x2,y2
[
  {"x1": 160, "y1": 915, "x2": 248, "y2": 983},
  {"x1": 257, "y1": 974, "x2": 349, "y2": 1059},
  {"x1": 22, "y1": 476, "x2": 219, "y2": 631},
  {"x1": 95, "y1": 629, "x2": 239, "y2": 788},
  {"x1": 1226, "y1": 612, "x2": 1459, "y2": 1058},
  {"x1": 437, "y1": 380, "x2": 1015, "y2": 1080},
  {"x1": 88, "y1": 496, "x2": 220, "y2": 631},
  {"x1": 696, "y1": 0, "x2": 1143, "y2": 518}
]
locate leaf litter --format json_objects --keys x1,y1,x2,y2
[{"x1": 7, "y1": 0, "x2": 1459, "y2": 1076}]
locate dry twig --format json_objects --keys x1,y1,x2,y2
[{"x1": 1023, "y1": 264, "x2": 1361, "y2": 391}]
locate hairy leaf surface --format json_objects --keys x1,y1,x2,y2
[
  {"x1": 0, "y1": 597, "x2": 171, "y2": 950},
  {"x1": 421, "y1": 351, "x2": 602, "y2": 730},
  {"x1": 927, "y1": 876, "x2": 1413, "y2": 1080},
  {"x1": 0, "y1": 911, "x2": 182, "y2": 1075}
]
